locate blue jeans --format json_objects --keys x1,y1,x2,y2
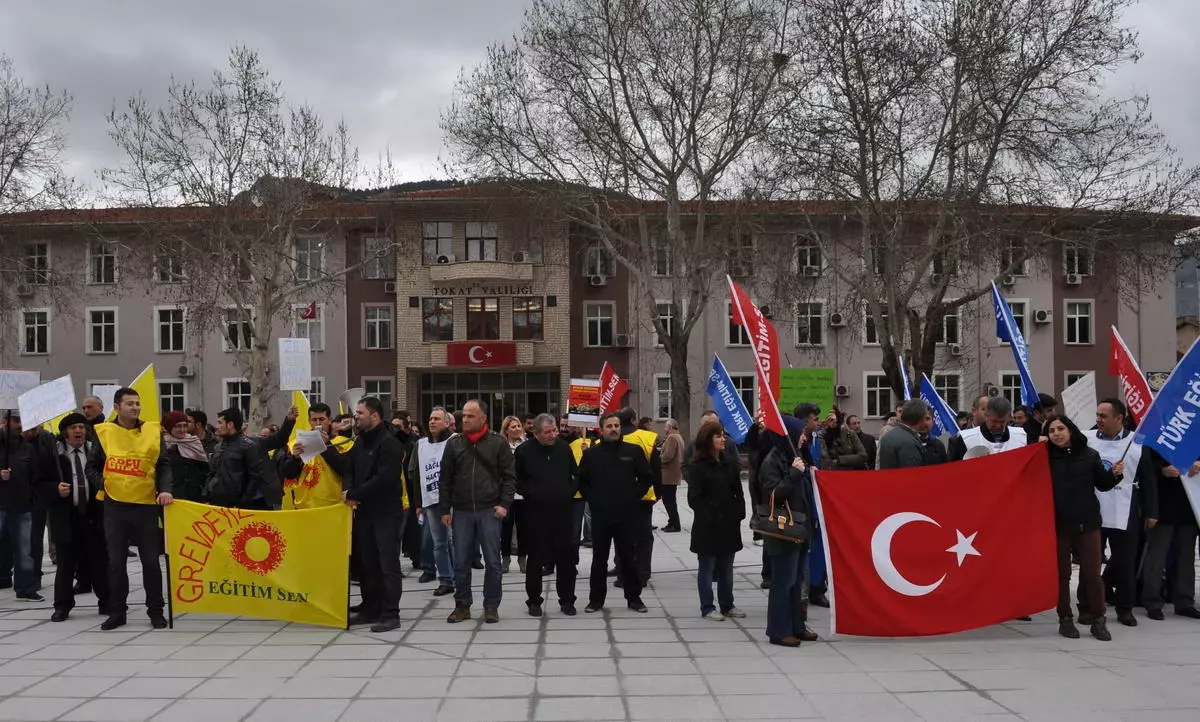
[
  {"x1": 452, "y1": 509, "x2": 502, "y2": 608},
  {"x1": 697, "y1": 554, "x2": 735, "y2": 615},
  {"x1": 427, "y1": 511, "x2": 455, "y2": 585},
  {"x1": 766, "y1": 543, "x2": 808, "y2": 641},
  {"x1": 0, "y1": 509, "x2": 35, "y2": 596}
]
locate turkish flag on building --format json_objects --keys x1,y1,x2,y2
[
  {"x1": 814, "y1": 443, "x2": 1057, "y2": 637},
  {"x1": 1109, "y1": 326, "x2": 1153, "y2": 424},
  {"x1": 598, "y1": 362, "x2": 629, "y2": 414},
  {"x1": 446, "y1": 341, "x2": 517, "y2": 367}
]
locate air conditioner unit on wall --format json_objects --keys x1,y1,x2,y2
[
  {"x1": 15, "y1": 284, "x2": 33, "y2": 297},
  {"x1": 801, "y1": 266, "x2": 820, "y2": 278},
  {"x1": 987, "y1": 385, "x2": 1001, "y2": 398},
  {"x1": 949, "y1": 343, "x2": 962, "y2": 356},
  {"x1": 835, "y1": 384, "x2": 851, "y2": 398},
  {"x1": 436, "y1": 254, "x2": 455, "y2": 264},
  {"x1": 589, "y1": 274, "x2": 608, "y2": 287},
  {"x1": 614, "y1": 333, "x2": 632, "y2": 348},
  {"x1": 177, "y1": 364, "x2": 195, "y2": 378},
  {"x1": 1064, "y1": 273, "x2": 1082, "y2": 286},
  {"x1": 383, "y1": 281, "x2": 397, "y2": 295},
  {"x1": 511, "y1": 250, "x2": 528, "y2": 263},
  {"x1": 828, "y1": 312, "x2": 846, "y2": 328},
  {"x1": 1001, "y1": 274, "x2": 1016, "y2": 287},
  {"x1": 1034, "y1": 309, "x2": 1053, "y2": 325}
]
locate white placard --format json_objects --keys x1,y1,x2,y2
[
  {"x1": 17, "y1": 375, "x2": 77, "y2": 428},
  {"x1": 294, "y1": 429, "x2": 327, "y2": 463},
  {"x1": 1184, "y1": 474, "x2": 1200, "y2": 534},
  {"x1": 90, "y1": 384, "x2": 121, "y2": 418},
  {"x1": 278, "y1": 338, "x2": 312, "y2": 391},
  {"x1": 0, "y1": 369, "x2": 42, "y2": 409},
  {"x1": 1060, "y1": 371, "x2": 1097, "y2": 429}
]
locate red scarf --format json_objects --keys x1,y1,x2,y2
[{"x1": 465, "y1": 424, "x2": 490, "y2": 444}]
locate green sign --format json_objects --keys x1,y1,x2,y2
[{"x1": 778, "y1": 368, "x2": 836, "y2": 417}]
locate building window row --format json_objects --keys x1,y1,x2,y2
[
  {"x1": 423, "y1": 221, "x2": 543, "y2": 266},
  {"x1": 421, "y1": 297, "x2": 546, "y2": 342}
]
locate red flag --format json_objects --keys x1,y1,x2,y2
[
  {"x1": 814, "y1": 444, "x2": 1057, "y2": 637},
  {"x1": 598, "y1": 362, "x2": 629, "y2": 414},
  {"x1": 1109, "y1": 326, "x2": 1153, "y2": 424},
  {"x1": 299, "y1": 302, "x2": 318, "y2": 320},
  {"x1": 727, "y1": 276, "x2": 780, "y2": 399},
  {"x1": 754, "y1": 359, "x2": 788, "y2": 438}
]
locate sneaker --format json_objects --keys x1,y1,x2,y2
[
  {"x1": 702, "y1": 610, "x2": 726, "y2": 622},
  {"x1": 1090, "y1": 617, "x2": 1112, "y2": 642},
  {"x1": 769, "y1": 636, "x2": 801, "y2": 647},
  {"x1": 527, "y1": 602, "x2": 543, "y2": 618},
  {"x1": 418, "y1": 570, "x2": 436, "y2": 584},
  {"x1": 628, "y1": 601, "x2": 648, "y2": 613},
  {"x1": 723, "y1": 607, "x2": 747, "y2": 619},
  {"x1": 484, "y1": 607, "x2": 500, "y2": 624},
  {"x1": 560, "y1": 603, "x2": 577, "y2": 616},
  {"x1": 17, "y1": 592, "x2": 44, "y2": 603},
  {"x1": 432, "y1": 585, "x2": 455, "y2": 597},
  {"x1": 447, "y1": 605, "x2": 472, "y2": 623},
  {"x1": 585, "y1": 602, "x2": 603, "y2": 614},
  {"x1": 100, "y1": 615, "x2": 127, "y2": 631},
  {"x1": 501, "y1": 556, "x2": 511, "y2": 574},
  {"x1": 1058, "y1": 617, "x2": 1080, "y2": 639},
  {"x1": 370, "y1": 618, "x2": 401, "y2": 633}
]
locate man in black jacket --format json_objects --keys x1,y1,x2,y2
[
  {"x1": 846, "y1": 415, "x2": 876, "y2": 469},
  {"x1": 204, "y1": 408, "x2": 268, "y2": 510},
  {"x1": 331, "y1": 396, "x2": 406, "y2": 633},
  {"x1": 49, "y1": 414, "x2": 109, "y2": 621},
  {"x1": 0, "y1": 413, "x2": 53, "y2": 602},
  {"x1": 514, "y1": 413, "x2": 579, "y2": 617},
  {"x1": 579, "y1": 413, "x2": 653, "y2": 613}
]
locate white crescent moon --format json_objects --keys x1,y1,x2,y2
[
  {"x1": 467, "y1": 345, "x2": 485, "y2": 363},
  {"x1": 871, "y1": 512, "x2": 945, "y2": 597}
]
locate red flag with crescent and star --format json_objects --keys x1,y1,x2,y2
[{"x1": 813, "y1": 443, "x2": 1057, "y2": 637}]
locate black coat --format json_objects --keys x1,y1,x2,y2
[
  {"x1": 687, "y1": 456, "x2": 745, "y2": 556},
  {"x1": 205, "y1": 435, "x2": 266, "y2": 509},
  {"x1": 577, "y1": 439, "x2": 652, "y2": 517},
  {"x1": 1047, "y1": 442, "x2": 1118, "y2": 530},
  {"x1": 857, "y1": 431, "x2": 878, "y2": 470},
  {"x1": 514, "y1": 438, "x2": 578, "y2": 506},
  {"x1": 1144, "y1": 447, "x2": 1198, "y2": 527},
  {"x1": 335, "y1": 423, "x2": 405, "y2": 518},
  {"x1": 166, "y1": 447, "x2": 208, "y2": 503}
]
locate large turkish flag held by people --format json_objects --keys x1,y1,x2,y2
[{"x1": 814, "y1": 443, "x2": 1057, "y2": 637}]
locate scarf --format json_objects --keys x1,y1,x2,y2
[
  {"x1": 164, "y1": 433, "x2": 208, "y2": 461},
  {"x1": 465, "y1": 424, "x2": 490, "y2": 444}
]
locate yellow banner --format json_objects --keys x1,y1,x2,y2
[{"x1": 164, "y1": 500, "x2": 351, "y2": 629}]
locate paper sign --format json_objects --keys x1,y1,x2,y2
[
  {"x1": 0, "y1": 369, "x2": 42, "y2": 409},
  {"x1": 778, "y1": 368, "x2": 836, "y2": 417},
  {"x1": 90, "y1": 385, "x2": 121, "y2": 417},
  {"x1": 567, "y1": 378, "x2": 601, "y2": 428},
  {"x1": 294, "y1": 429, "x2": 327, "y2": 463},
  {"x1": 1184, "y1": 474, "x2": 1200, "y2": 536},
  {"x1": 18, "y1": 375, "x2": 76, "y2": 428},
  {"x1": 278, "y1": 338, "x2": 312, "y2": 391},
  {"x1": 1060, "y1": 372, "x2": 1097, "y2": 428}
]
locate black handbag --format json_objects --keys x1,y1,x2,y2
[{"x1": 753, "y1": 490, "x2": 807, "y2": 543}]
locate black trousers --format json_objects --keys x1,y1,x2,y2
[
  {"x1": 356, "y1": 513, "x2": 405, "y2": 621},
  {"x1": 524, "y1": 503, "x2": 578, "y2": 606},
  {"x1": 501, "y1": 499, "x2": 524, "y2": 557},
  {"x1": 589, "y1": 512, "x2": 641, "y2": 606},
  {"x1": 659, "y1": 485, "x2": 680, "y2": 528},
  {"x1": 54, "y1": 505, "x2": 109, "y2": 613},
  {"x1": 632, "y1": 503, "x2": 653, "y2": 584},
  {"x1": 104, "y1": 501, "x2": 164, "y2": 617}
]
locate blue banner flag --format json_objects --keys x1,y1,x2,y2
[
  {"x1": 919, "y1": 373, "x2": 960, "y2": 438},
  {"x1": 1135, "y1": 336, "x2": 1200, "y2": 471},
  {"x1": 898, "y1": 360, "x2": 912, "y2": 400},
  {"x1": 705, "y1": 355, "x2": 754, "y2": 444},
  {"x1": 992, "y1": 282, "x2": 1039, "y2": 406}
]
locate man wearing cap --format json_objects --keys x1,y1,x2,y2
[{"x1": 49, "y1": 414, "x2": 109, "y2": 622}]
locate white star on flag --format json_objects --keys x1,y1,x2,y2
[{"x1": 946, "y1": 530, "x2": 981, "y2": 566}]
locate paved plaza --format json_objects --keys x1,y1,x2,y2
[{"x1": 1, "y1": 503, "x2": 1199, "y2": 722}]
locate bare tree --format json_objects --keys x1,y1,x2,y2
[
  {"x1": 760, "y1": 0, "x2": 1200, "y2": 397},
  {"x1": 102, "y1": 47, "x2": 374, "y2": 424},
  {"x1": 441, "y1": 0, "x2": 795, "y2": 431}
]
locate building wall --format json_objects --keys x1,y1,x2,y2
[
  {"x1": 568, "y1": 231, "x2": 634, "y2": 385},
  {"x1": 345, "y1": 231, "x2": 400, "y2": 409}
]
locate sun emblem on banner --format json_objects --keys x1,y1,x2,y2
[{"x1": 229, "y1": 522, "x2": 287, "y2": 576}]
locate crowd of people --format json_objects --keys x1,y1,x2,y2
[{"x1": 1, "y1": 384, "x2": 1198, "y2": 650}]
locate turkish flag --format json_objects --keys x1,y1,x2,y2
[
  {"x1": 445, "y1": 341, "x2": 517, "y2": 367},
  {"x1": 814, "y1": 444, "x2": 1058, "y2": 637},
  {"x1": 598, "y1": 362, "x2": 629, "y2": 414},
  {"x1": 1109, "y1": 326, "x2": 1153, "y2": 424}
]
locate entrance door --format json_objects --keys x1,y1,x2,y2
[{"x1": 419, "y1": 371, "x2": 560, "y2": 430}]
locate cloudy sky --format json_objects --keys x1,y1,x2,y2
[{"x1": 3, "y1": 0, "x2": 1198, "y2": 196}]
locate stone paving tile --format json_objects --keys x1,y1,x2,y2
[
  {"x1": 0, "y1": 696, "x2": 83, "y2": 721},
  {"x1": 60, "y1": 697, "x2": 173, "y2": 721},
  {"x1": 534, "y1": 696, "x2": 627, "y2": 721},
  {"x1": 245, "y1": 698, "x2": 349, "y2": 722},
  {"x1": 151, "y1": 698, "x2": 260, "y2": 722}
]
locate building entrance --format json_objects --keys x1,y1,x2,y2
[{"x1": 418, "y1": 371, "x2": 561, "y2": 430}]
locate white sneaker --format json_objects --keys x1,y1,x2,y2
[
  {"x1": 702, "y1": 610, "x2": 726, "y2": 622},
  {"x1": 723, "y1": 607, "x2": 746, "y2": 618}
]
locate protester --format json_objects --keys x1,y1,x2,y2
[
  {"x1": 687, "y1": 421, "x2": 745, "y2": 621},
  {"x1": 0, "y1": 413, "x2": 50, "y2": 602},
  {"x1": 1139, "y1": 449, "x2": 1200, "y2": 622},
  {"x1": 411, "y1": 407, "x2": 455, "y2": 596},
  {"x1": 514, "y1": 414, "x2": 579, "y2": 617},
  {"x1": 500, "y1": 415, "x2": 527, "y2": 574},
  {"x1": 161, "y1": 410, "x2": 208, "y2": 503},
  {"x1": 186, "y1": 409, "x2": 218, "y2": 455},
  {"x1": 758, "y1": 420, "x2": 815, "y2": 647},
  {"x1": 949, "y1": 396, "x2": 1027, "y2": 460},
  {"x1": 1043, "y1": 414, "x2": 1120, "y2": 641},
  {"x1": 845, "y1": 414, "x2": 876, "y2": 469},
  {"x1": 49, "y1": 413, "x2": 109, "y2": 621},
  {"x1": 1014, "y1": 406, "x2": 1029, "y2": 428},
  {"x1": 658, "y1": 419, "x2": 684, "y2": 533},
  {"x1": 204, "y1": 408, "x2": 267, "y2": 509},
  {"x1": 874, "y1": 404, "x2": 905, "y2": 454},
  {"x1": 619, "y1": 407, "x2": 661, "y2": 586},
  {"x1": 877, "y1": 400, "x2": 932, "y2": 470},
  {"x1": 970, "y1": 395, "x2": 990, "y2": 426},
  {"x1": 1024, "y1": 393, "x2": 1058, "y2": 443},
  {"x1": 955, "y1": 411, "x2": 973, "y2": 430},
  {"x1": 438, "y1": 399, "x2": 516, "y2": 624},
  {"x1": 281, "y1": 403, "x2": 353, "y2": 510},
  {"x1": 819, "y1": 410, "x2": 867, "y2": 470}
]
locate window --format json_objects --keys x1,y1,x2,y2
[
  {"x1": 465, "y1": 222, "x2": 498, "y2": 261},
  {"x1": 294, "y1": 237, "x2": 325, "y2": 281},
  {"x1": 308, "y1": 378, "x2": 325, "y2": 405},
  {"x1": 652, "y1": 237, "x2": 673, "y2": 277},
  {"x1": 512, "y1": 297, "x2": 544, "y2": 341},
  {"x1": 223, "y1": 308, "x2": 254, "y2": 351},
  {"x1": 795, "y1": 302, "x2": 824, "y2": 347},
  {"x1": 932, "y1": 249, "x2": 958, "y2": 277},
  {"x1": 363, "y1": 378, "x2": 393, "y2": 410},
  {"x1": 421, "y1": 298, "x2": 454, "y2": 342},
  {"x1": 1000, "y1": 373, "x2": 1023, "y2": 407},
  {"x1": 932, "y1": 374, "x2": 961, "y2": 413},
  {"x1": 795, "y1": 234, "x2": 822, "y2": 271},
  {"x1": 727, "y1": 302, "x2": 751, "y2": 346},
  {"x1": 466, "y1": 297, "x2": 500, "y2": 340},
  {"x1": 423, "y1": 221, "x2": 455, "y2": 264},
  {"x1": 655, "y1": 302, "x2": 676, "y2": 347},
  {"x1": 1063, "y1": 244, "x2": 1093, "y2": 276},
  {"x1": 998, "y1": 300, "x2": 1028, "y2": 343},
  {"x1": 21, "y1": 243, "x2": 50, "y2": 285},
  {"x1": 1065, "y1": 371, "x2": 1089, "y2": 388},
  {"x1": 726, "y1": 233, "x2": 754, "y2": 278},
  {"x1": 1065, "y1": 300, "x2": 1093, "y2": 345},
  {"x1": 86, "y1": 308, "x2": 117, "y2": 354},
  {"x1": 364, "y1": 306, "x2": 393, "y2": 350},
  {"x1": 729, "y1": 374, "x2": 756, "y2": 413},
  {"x1": 155, "y1": 307, "x2": 185, "y2": 353},
  {"x1": 1000, "y1": 237, "x2": 1028, "y2": 276},
  {"x1": 292, "y1": 304, "x2": 324, "y2": 351},
  {"x1": 224, "y1": 379, "x2": 252, "y2": 417},
  {"x1": 514, "y1": 235, "x2": 544, "y2": 264},
  {"x1": 655, "y1": 375, "x2": 672, "y2": 420},
  {"x1": 20, "y1": 309, "x2": 50, "y2": 355},
  {"x1": 585, "y1": 302, "x2": 614, "y2": 347},
  {"x1": 935, "y1": 304, "x2": 960, "y2": 345},
  {"x1": 864, "y1": 306, "x2": 889, "y2": 346},
  {"x1": 158, "y1": 381, "x2": 186, "y2": 415},
  {"x1": 865, "y1": 374, "x2": 893, "y2": 419},
  {"x1": 153, "y1": 246, "x2": 185, "y2": 283},
  {"x1": 362, "y1": 236, "x2": 395, "y2": 279},
  {"x1": 88, "y1": 242, "x2": 117, "y2": 284},
  {"x1": 584, "y1": 246, "x2": 615, "y2": 277}
]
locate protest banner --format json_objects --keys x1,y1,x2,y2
[
  {"x1": 278, "y1": 338, "x2": 312, "y2": 391},
  {"x1": 778, "y1": 368, "x2": 835, "y2": 415},
  {"x1": 18, "y1": 375, "x2": 76, "y2": 428},
  {"x1": 566, "y1": 378, "x2": 601, "y2": 427},
  {"x1": 1060, "y1": 372, "x2": 1097, "y2": 428},
  {"x1": 165, "y1": 500, "x2": 351, "y2": 629},
  {"x1": 0, "y1": 369, "x2": 42, "y2": 409}
]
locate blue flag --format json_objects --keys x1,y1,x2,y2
[
  {"x1": 992, "y1": 282, "x2": 1039, "y2": 406},
  {"x1": 705, "y1": 354, "x2": 754, "y2": 444},
  {"x1": 1135, "y1": 336, "x2": 1200, "y2": 470},
  {"x1": 919, "y1": 373, "x2": 959, "y2": 438},
  {"x1": 898, "y1": 360, "x2": 912, "y2": 400}
]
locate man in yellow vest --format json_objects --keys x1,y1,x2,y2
[
  {"x1": 87, "y1": 387, "x2": 173, "y2": 631},
  {"x1": 617, "y1": 407, "x2": 661, "y2": 587},
  {"x1": 280, "y1": 402, "x2": 353, "y2": 510}
]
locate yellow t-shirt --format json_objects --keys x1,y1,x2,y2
[
  {"x1": 623, "y1": 429, "x2": 659, "y2": 502},
  {"x1": 95, "y1": 421, "x2": 162, "y2": 504},
  {"x1": 569, "y1": 437, "x2": 594, "y2": 499},
  {"x1": 283, "y1": 437, "x2": 353, "y2": 510}
]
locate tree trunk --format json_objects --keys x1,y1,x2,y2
[{"x1": 667, "y1": 341, "x2": 693, "y2": 440}]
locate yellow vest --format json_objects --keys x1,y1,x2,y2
[
  {"x1": 284, "y1": 436, "x2": 353, "y2": 510},
  {"x1": 623, "y1": 429, "x2": 659, "y2": 502},
  {"x1": 569, "y1": 437, "x2": 594, "y2": 499},
  {"x1": 95, "y1": 421, "x2": 163, "y2": 505}
]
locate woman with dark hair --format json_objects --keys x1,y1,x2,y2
[
  {"x1": 1043, "y1": 413, "x2": 1122, "y2": 641},
  {"x1": 687, "y1": 421, "x2": 746, "y2": 621}
]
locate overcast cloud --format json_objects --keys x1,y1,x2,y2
[{"x1": 2, "y1": 0, "x2": 1198, "y2": 196}]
